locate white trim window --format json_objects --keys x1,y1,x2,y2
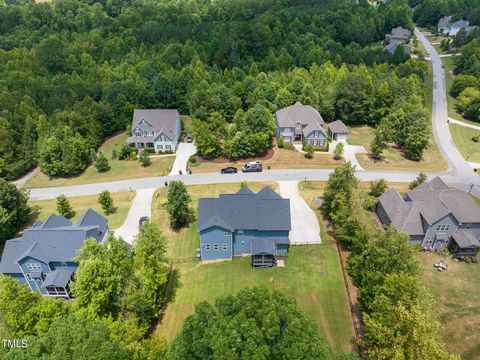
[
  {"x1": 222, "y1": 244, "x2": 228, "y2": 251},
  {"x1": 26, "y1": 263, "x2": 42, "y2": 270},
  {"x1": 213, "y1": 244, "x2": 219, "y2": 251},
  {"x1": 166, "y1": 145, "x2": 171, "y2": 150},
  {"x1": 224, "y1": 232, "x2": 231, "y2": 237},
  {"x1": 237, "y1": 230, "x2": 244, "y2": 236},
  {"x1": 25, "y1": 273, "x2": 33, "y2": 280},
  {"x1": 205, "y1": 244, "x2": 211, "y2": 251},
  {"x1": 435, "y1": 224, "x2": 450, "y2": 231}
]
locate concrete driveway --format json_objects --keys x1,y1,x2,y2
[
  {"x1": 113, "y1": 188, "x2": 156, "y2": 244},
  {"x1": 278, "y1": 181, "x2": 321, "y2": 244},
  {"x1": 169, "y1": 143, "x2": 197, "y2": 175}
]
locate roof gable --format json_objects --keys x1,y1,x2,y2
[
  {"x1": 198, "y1": 187, "x2": 291, "y2": 232},
  {"x1": 275, "y1": 102, "x2": 325, "y2": 130}
]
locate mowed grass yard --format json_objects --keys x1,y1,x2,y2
[
  {"x1": 29, "y1": 191, "x2": 134, "y2": 230},
  {"x1": 191, "y1": 146, "x2": 344, "y2": 174},
  {"x1": 26, "y1": 133, "x2": 175, "y2": 189},
  {"x1": 348, "y1": 125, "x2": 448, "y2": 172},
  {"x1": 449, "y1": 124, "x2": 480, "y2": 163},
  {"x1": 419, "y1": 252, "x2": 480, "y2": 360},
  {"x1": 151, "y1": 182, "x2": 355, "y2": 356}
]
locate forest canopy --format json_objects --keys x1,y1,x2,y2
[{"x1": 0, "y1": 0, "x2": 416, "y2": 179}]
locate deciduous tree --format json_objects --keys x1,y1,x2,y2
[{"x1": 166, "y1": 181, "x2": 193, "y2": 229}]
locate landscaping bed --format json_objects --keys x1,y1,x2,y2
[{"x1": 25, "y1": 133, "x2": 175, "y2": 188}]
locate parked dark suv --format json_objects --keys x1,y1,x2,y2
[{"x1": 221, "y1": 166, "x2": 237, "y2": 174}]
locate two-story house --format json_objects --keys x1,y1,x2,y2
[
  {"x1": 377, "y1": 177, "x2": 480, "y2": 258},
  {"x1": 197, "y1": 186, "x2": 291, "y2": 267},
  {"x1": 385, "y1": 26, "x2": 411, "y2": 43},
  {"x1": 275, "y1": 102, "x2": 328, "y2": 148},
  {"x1": 0, "y1": 209, "x2": 109, "y2": 299},
  {"x1": 126, "y1": 109, "x2": 181, "y2": 152}
]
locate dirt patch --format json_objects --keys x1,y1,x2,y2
[{"x1": 197, "y1": 147, "x2": 275, "y2": 164}]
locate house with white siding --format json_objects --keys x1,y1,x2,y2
[{"x1": 126, "y1": 109, "x2": 181, "y2": 152}]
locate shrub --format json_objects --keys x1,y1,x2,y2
[
  {"x1": 363, "y1": 195, "x2": 378, "y2": 211},
  {"x1": 304, "y1": 143, "x2": 314, "y2": 159},
  {"x1": 143, "y1": 147, "x2": 155, "y2": 155},
  {"x1": 472, "y1": 135, "x2": 479, "y2": 143},
  {"x1": 278, "y1": 137, "x2": 285, "y2": 148},
  {"x1": 284, "y1": 143, "x2": 295, "y2": 150},
  {"x1": 94, "y1": 152, "x2": 110, "y2": 172},
  {"x1": 188, "y1": 155, "x2": 197, "y2": 164},
  {"x1": 333, "y1": 142, "x2": 344, "y2": 160},
  {"x1": 117, "y1": 143, "x2": 133, "y2": 160},
  {"x1": 139, "y1": 151, "x2": 151, "y2": 167},
  {"x1": 369, "y1": 179, "x2": 387, "y2": 197}
]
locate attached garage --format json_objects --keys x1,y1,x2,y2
[{"x1": 328, "y1": 120, "x2": 349, "y2": 141}]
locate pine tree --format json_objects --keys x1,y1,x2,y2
[
  {"x1": 56, "y1": 194, "x2": 74, "y2": 219},
  {"x1": 95, "y1": 152, "x2": 110, "y2": 172}
]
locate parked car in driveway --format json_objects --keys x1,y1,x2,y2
[
  {"x1": 185, "y1": 134, "x2": 193, "y2": 143},
  {"x1": 242, "y1": 161, "x2": 262, "y2": 172},
  {"x1": 221, "y1": 166, "x2": 237, "y2": 174}
]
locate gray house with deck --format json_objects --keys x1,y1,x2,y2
[
  {"x1": 198, "y1": 186, "x2": 291, "y2": 267},
  {"x1": 275, "y1": 102, "x2": 328, "y2": 148},
  {"x1": 377, "y1": 177, "x2": 480, "y2": 258},
  {"x1": 0, "y1": 209, "x2": 109, "y2": 299}
]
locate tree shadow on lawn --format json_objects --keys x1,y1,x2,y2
[{"x1": 146, "y1": 267, "x2": 181, "y2": 339}]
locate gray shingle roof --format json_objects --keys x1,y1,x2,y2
[
  {"x1": 379, "y1": 177, "x2": 480, "y2": 235},
  {"x1": 130, "y1": 109, "x2": 179, "y2": 142},
  {"x1": 0, "y1": 209, "x2": 108, "y2": 275},
  {"x1": 41, "y1": 268, "x2": 74, "y2": 288},
  {"x1": 328, "y1": 120, "x2": 348, "y2": 134},
  {"x1": 390, "y1": 26, "x2": 411, "y2": 41},
  {"x1": 438, "y1": 16, "x2": 452, "y2": 29},
  {"x1": 251, "y1": 238, "x2": 276, "y2": 255},
  {"x1": 275, "y1": 102, "x2": 326, "y2": 138},
  {"x1": 452, "y1": 230, "x2": 480, "y2": 248},
  {"x1": 198, "y1": 186, "x2": 291, "y2": 232}
]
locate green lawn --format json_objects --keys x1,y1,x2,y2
[
  {"x1": 418, "y1": 252, "x2": 480, "y2": 360},
  {"x1": 449, "y1": 124, "x2": 480, "y2": 163},
  {"x1": 25, "y1": 133, "x2": 175, "y2": 189},
  {"x1": 191, "y1": 145, "x2": 344, "y2": 174},
  {"x1": 29, "y1": 191, "x2": 134, "y2": 230},
  {"x1": 152, "y1": 182, "x2": 355, "y2": 356},
  {"x1": 348, "y1": 125, "x2": 448, "y2": 172}
]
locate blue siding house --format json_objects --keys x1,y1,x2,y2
[
  {"x1": 0, "y1": 209, "x2": 109, "y2": 299},
  {"x1": 198, "y1": 186, "x2": 291, "y2": 267}
]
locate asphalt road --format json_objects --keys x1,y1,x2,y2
[{"x1": 27, "y1": 31, "x2": 480, "y2": 200}]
